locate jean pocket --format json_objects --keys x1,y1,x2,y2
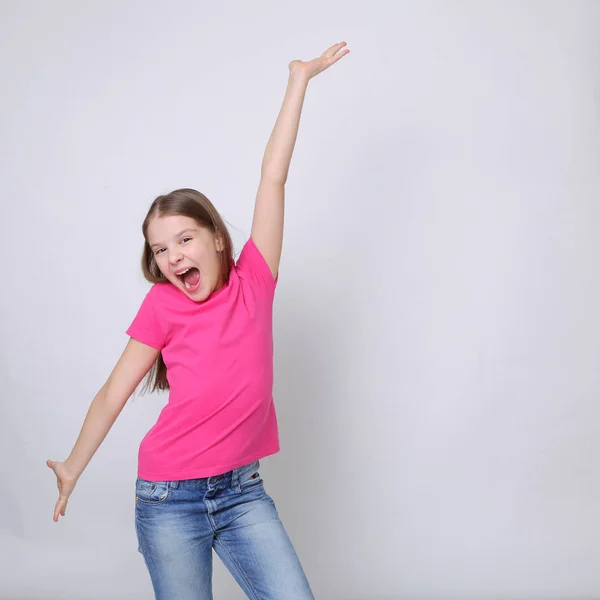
[
  {"x1": 239, "y1": 468, "x2": 263, "y2": 493},
  {"x1": 135, "y1": 478, "x2": 170, "y2": 504}
]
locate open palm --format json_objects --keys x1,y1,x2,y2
[{"x1": 289, "y1": 41, "x2": 350, "y2": 81}]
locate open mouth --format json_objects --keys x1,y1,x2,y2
[{"x1": 176, "y1": 267, "x2": 201, "y2": 292}]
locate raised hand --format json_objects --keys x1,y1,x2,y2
[{"x1": 288, "y1": 41, "x2": 350, "y2": 81}]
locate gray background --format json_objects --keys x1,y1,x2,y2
[{"x1": 2, "y1": 1, "x2": 600, "y2": 598}]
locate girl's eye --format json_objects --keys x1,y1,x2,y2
[{"x1": 154, "y1": 237, "x2": 191, "y2": 255}]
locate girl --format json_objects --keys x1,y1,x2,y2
[{"x1": 46, "y1": 42, "x2": 350, "y2": 599}]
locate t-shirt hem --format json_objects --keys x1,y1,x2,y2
[
  {"x1": 126, "y1": 327, "x2": 164, "y2": 350},
  {"x1": 137, "y1": 445, "x2": 280, "y2": 481}
]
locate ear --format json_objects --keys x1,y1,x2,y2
[{"x1": 214, "y1": 235, "x2": 224, "y2": 252}]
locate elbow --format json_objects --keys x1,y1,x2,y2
[{"x1": 101, "y1": 378, "x2": 131, "y2": 411}]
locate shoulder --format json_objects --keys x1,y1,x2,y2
[
  {"x1": 147, "y1": 282, "x2": 177, "y2": 304},
  {"x1": 138, "y1": 283, "x2": 180, "y2": 321},
  {"x1": 235, "y1": 237, "x2": 278, "y2": 290}
]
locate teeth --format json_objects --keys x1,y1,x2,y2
[{"x1": 175, "y1": 267, "x2": 197, "y2": 290}]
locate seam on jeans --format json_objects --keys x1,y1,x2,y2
[
  {"x1": 214, "y1": 536, "x2": 261, "y2": 600},
  {"x1": 204, "y1": 497, "x2": 220, "y2": 534}
]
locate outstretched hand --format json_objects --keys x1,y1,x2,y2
[
  {"x1": 46, "y1": 459, "x2": 79, "y2": 522},
  {"x1": 289, "y1": 41, "x2": 350, "y2": 81}
]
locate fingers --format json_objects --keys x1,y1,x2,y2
[
  {"x1": 49, "y1": 460, "x2": 70, "y2": 521},
  {"x1": 328, "y1": 51, "x2": 348, "y2": 66},
  {"x1": 324, "y1": 41, "x2": 346, "y2": 57},
  {"x1": 54, "y1": 497, "x2": 67, "y2": 522}
]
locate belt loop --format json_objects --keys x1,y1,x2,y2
[
  {"x1": 232, "y1": 467, "x2": 241, "y2": 493},
  {"x1": 170, "y1": 480, "x2": 179, "y2": 490}
]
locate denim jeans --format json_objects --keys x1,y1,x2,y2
[{"x1": 134, "y1": 460, "x2": 315, "y2": 599}]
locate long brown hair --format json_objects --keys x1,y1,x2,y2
[{"x1": 138, "y1": 188, "x2": 233, "y2": 395}]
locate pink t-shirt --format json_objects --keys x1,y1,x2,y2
[{"x1": 126, "y1": 237, "x2": 280, "y2": 480}]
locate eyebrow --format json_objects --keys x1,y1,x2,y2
[{"x1": 150, "y1": 228, "x2": 197, "y2": 249}]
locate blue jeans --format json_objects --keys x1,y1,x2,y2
[{"x1": 135, "y1": 460, "x2": 315, "y2": 599}]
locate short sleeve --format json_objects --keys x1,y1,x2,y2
[
  {"x1": 126, "y1": 284, "x2": 166, "y2": 350},
  {"x1": 235, "y1": 236, "x2": 278, "y2": 294}
]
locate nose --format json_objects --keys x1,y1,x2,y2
[{"x1": 169, "y1": 251, "x2": 183, "y2": 265}]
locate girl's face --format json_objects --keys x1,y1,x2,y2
[{"x1": 147, "y1": 214, "x2": 224, "y2": 302}]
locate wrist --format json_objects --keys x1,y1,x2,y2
[
  {"x1": 288, "y1": 70, "x2": 310, "y2": 87},
  {"x1": 63, "y1": 459, "x2": 83, "y2": 480}
]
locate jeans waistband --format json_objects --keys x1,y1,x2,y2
[{"x1": 148, "y1": 459, "x2": 260, "y2": 491}]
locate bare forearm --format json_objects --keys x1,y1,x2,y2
[
  {"x1": 261, "y1": 73, "x2": 309, "y2": 184},
  {"x1": 65, "y1": 384, "x2": 124, "y2": 478}
]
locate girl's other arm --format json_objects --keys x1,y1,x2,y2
[
  {"x1": 46, "y1": 338, "x2": 160, "y2": 522},
  {"x1": 251, "y1": 42, "x2": 349, "y2": 279}
]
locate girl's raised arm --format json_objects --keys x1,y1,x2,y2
[{"x1": 251, "y1": 42, "x2": 349, "y2": 278}]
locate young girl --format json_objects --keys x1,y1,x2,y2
[{"x1": 46, "y1": 42, "x2": 349, "y2": 599}]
